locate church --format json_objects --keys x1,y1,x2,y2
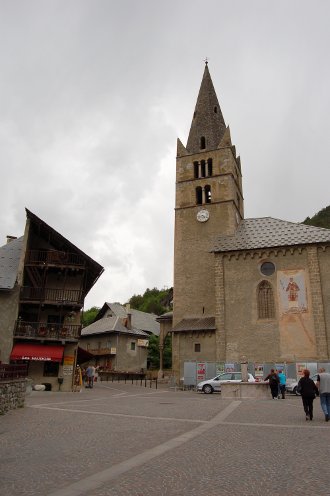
[{"x1": 168, "y1": 63, "x2": 330, "y2": 382}]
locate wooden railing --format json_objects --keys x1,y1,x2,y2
[
  {"x1": 0, "y1": 364, "x2": 28, "y2": 380},
  {"x1": 14, "y1": 321, "x2": 81, "y2": 340},
  {"x1": 20, "y1": 287, "x2": 84, "y2": 305},
  {"x1": 25, "y1": 250, "x2": 86, "y2": 267}
]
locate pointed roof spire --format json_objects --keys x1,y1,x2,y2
[{"x1": 186, "y1": 63, "x2": 226, "y2": 154}]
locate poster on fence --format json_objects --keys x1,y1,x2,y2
[
  {"x1": 254, "y1": 364, "x2": 264, "y2": 381},
  {"x1": 296, "y1": 363, "x2": 307, "y2": 377},
  {"x1": 196, "y1": 362, "x2": 206, "y2": 381},
  {"x1": 225, "y1": 363, "x2": 235, "y2": 372}
]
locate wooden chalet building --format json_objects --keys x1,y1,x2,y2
[{"x1": 0, "y1": 209, "x2": 103, "y2": 391}]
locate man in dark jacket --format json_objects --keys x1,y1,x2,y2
[
  {"x1": 317, "y1": 368, "x2": 330, "y2": 422},
  {"x1": 264, "y1": 369, "x2": 280, "y2": 400}
]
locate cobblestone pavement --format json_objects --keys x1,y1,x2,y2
[{"x1": 1, "y1": 382, "x2": 330, "y2": 496}]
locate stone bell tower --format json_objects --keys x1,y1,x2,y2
[{"x1": 173, "y1": 63, "x2": 244, "y2": 326}]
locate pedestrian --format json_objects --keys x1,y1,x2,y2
[
  {"x1": 316, "y1": 368, "x2": 330, "y2": 422},
  {"x1": 81, "y1": 367, "x2": 87, "y2": 385},
  {"x1": 297, "y1": 369, "x2": 319, "y2": 421},
  {"x1": 73, "y1": 365, "x2": 82, "y2": 392},
  {"x1": 278, "y1": 369, "x2": 286, "y2": 399},
  {"x1": 86, "y1": 363, "x2": 95, "y2": 388},
  {"x1": 264, "y1": 369, "x2": 280, "y2": 399},
  {"x1": 94, "y1": 365, "x2": 99, "y2": 383}
]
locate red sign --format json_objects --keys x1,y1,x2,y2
[{"x1": 197, "y1": 362, "x2": 206, "y2": 381}]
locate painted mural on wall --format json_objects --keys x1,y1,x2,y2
[{"x1": 277, "y1": 270, "x2": 316, "y2": 359}]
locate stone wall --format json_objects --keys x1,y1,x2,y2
[
  {"x1": 0, "y1": 285, "x2": 20, "y2": 363},
  {"x1": 0, "y1": 378, "x2": 26, "y2": 415}
]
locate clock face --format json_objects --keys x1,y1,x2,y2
[{"x1": 197, "y1": 209, "x2": 209, "y2": 222}]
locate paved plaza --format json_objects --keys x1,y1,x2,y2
[{"x1": 1, "y1": 381, "x2": 330, "y2": 496}]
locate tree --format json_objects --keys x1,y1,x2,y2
[
  {"x1": 82, "y1": 306, "x2": 100, "y2": 327},
  {"x1": 163, "y1": 334, "x2": 172, "y2": 369},
  {"x1": 303, "y1": 206, "x2": 330, "y2": 229},
  {"x1": 147, "y1": 334, "x2": 160, "y2": 369},
  {"x1": 147, "y1": 333, "x2": 172, "y2": 369},
  {"x1": 128, "y1": 287, "x2": 172, "y2": 316}
]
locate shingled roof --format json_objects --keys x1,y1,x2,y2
[
  {"x1": 213, "y1": 217, "x2": 330, "y2": 253},
  {"x1": 81, "y1": 315, "x2": 149, "y2": 337},
  {"x1": 0, "y1": 237, "x2": 24, "y2": 290},
  {"x1": 186, "y1": 63, "x2": 226, "y2": 154},
  {"x1": 94, "y1": 302, "x2": 160, "y2": 336}
]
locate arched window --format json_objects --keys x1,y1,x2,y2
[
  {"x1": 201, "y1": 160, "x2": 206, "y2": 178},
  {"x1": 196, "y1": 186, "x2": 202, "y2": 205},
  {"x1": 257, "y1": 281, "x2": 275, "y2": 319},
  {"x1": 207, "y1": 158, "x2": 213, "y2": 176},
  {"x1": 200, "y1": 136, "x2": 206, "y2": 149},
  {"x1": 205, "y1": 185, "x2": 211, "y2": 203},
  {"x1": 194, "y1": 161, "x2": 199, "y2": 179}
]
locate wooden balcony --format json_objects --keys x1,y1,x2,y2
[
  {"x1": 25, "y1": 250, "x2": 86, "y2": 268},
  {"x1": 20, "y1": 287, "x2": 84, "y2": 305},
  {"x1": 14, "y1": 321, "x2": 81, "y2": 341}
]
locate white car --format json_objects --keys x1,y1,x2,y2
[{"x1": 197, "y1": 372, "x2": 256, "y2": 394}]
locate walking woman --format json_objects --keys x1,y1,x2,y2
[{"x1": 297, "y1": 369, "x2": 319, "y2": 421}]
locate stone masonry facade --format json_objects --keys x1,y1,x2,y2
[{"x1": 0, "y1": 378, "x2": 26, "y2": 415}]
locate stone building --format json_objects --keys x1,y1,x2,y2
[
  {"x1": 169, "y1": 63, "x2": 330, "y2": 381},
  {"x1": 79, "y1": 303, "x2": 158, "y2": 371},
  {"x1": 0, "y1": 209, "x2": 103, "y2": 391}
]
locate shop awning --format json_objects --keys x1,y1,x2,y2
[
  {"x1": 10, "y1": 344, "x2": 64, "y2": 362},
  {"x1": 77, "y1": 346, "x2": 95, "y2": 364}
]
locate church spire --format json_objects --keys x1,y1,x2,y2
[{"x1": 186, "y1": 63, "x2": 226, "y2": 154}]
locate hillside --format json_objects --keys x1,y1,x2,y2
[{"x1": 303, "y1": 205, "x2": 330, "y2": 229}]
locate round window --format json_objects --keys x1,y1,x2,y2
[{"x1": 260, "y1": 261, "x2": 275, "y2": 276}]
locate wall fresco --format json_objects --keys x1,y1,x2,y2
[{"x1": 277, "y1": 270, "x2": 316, "y2": 359}]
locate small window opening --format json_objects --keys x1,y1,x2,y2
[
  {"x1": 193, "y1": 111, "x2": 196, "y2": 118},
  {"x1": 205, "y1": 185, "x2": 211, "y2": 203},
  {"x1": 194, "y1": 343, "x2": 201, "y2": 353},
  {"x1": 196, "y1": 186, "x2": 202, "y2": 205},
  {"x1": 130, "y1": 342, "x2": 136, "y2": 351},
  {"x1": 194, "y1": 161, "x2": 199, "y2": 179},
  {"x1": 201, "y1": 160, "x2": 206, "y2": 178},
  {"x1": 207, "y1": 158, "x2": 213, "y2": 176},
  {"x1": 200, "y1": 136, "x2": 206, "y2": 149},
  {"x1": 214, "y1": 106, "x2": 218, "y2": 113}
]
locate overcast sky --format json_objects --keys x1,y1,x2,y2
[{"x1": 1, "y1": 1, "x2": 329, "y2": 309}]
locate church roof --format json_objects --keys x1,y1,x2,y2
[
  {"x1": 0, "y1": 236, "x2": 24, "y2": 290},
  {"x1": 186, "y1": 64, "x2": 226, "y2": 154},
  {"x1": 171, "y1": 317, "x2": 216, "y2": 333},
  {"x1": 213, "y1": 217, "x2": 330, "y2": 253}
]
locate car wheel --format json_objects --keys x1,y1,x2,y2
[
  {"x1": 293, "y1": 386, "x2": 299, "y2": 396},
  {"x1": 202, "y1": 384, "x2": 213, "y2": 394}
]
